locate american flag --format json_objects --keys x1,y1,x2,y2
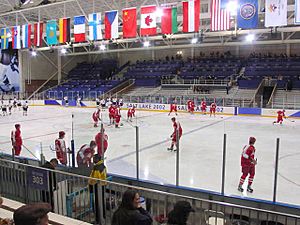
[{"x1": 211, "y1": 0, "x2": 231, "y2": 31}]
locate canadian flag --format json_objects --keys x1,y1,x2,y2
[{"x1": 140, "y1": 5, "x2": 157, "y2": 36}]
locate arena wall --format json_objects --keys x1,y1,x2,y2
[{"x1": 29, "y1": 100, "x2": 300, "y2": 118}]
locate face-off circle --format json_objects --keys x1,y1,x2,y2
[{"x1": 240, "y1": 3, "x2": 256, "y2": 20}]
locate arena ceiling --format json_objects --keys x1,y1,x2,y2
[{"x1": 0, "y1": 0, "x2": 300, "y2": 54}]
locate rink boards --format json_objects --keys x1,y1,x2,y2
[{"x1": 28, "y1": 99, "x2": 300, "y2": 118}]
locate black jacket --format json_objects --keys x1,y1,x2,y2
[
  {"x1": 42, "y1": 161, "x2": 56, "y2": 191},
  {"x1": 112, "y1": 207, "x2": 152, "y2": 225}
]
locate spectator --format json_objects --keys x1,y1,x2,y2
[
  {"x1": 167, "y1": 201, "x2": 195, "y2": 225},
  {"x1": 41, "y1": 158, "x2": 58, "y2": 210},
  {"x1": 13, "y1": 203, "x2": 51, "y2": 225},
  {"x1": 112, "y1": 189, "x2": 152, "y2": 225},
  {"x1": 89, "y1": 154, "x2": 107, "y2": 224}
]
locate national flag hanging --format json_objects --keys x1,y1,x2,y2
[
  {"x1": 237, "y1": 0, "x2": 258, "y2": 29},
  {"x1": 265, "y1": 0, "x2": 287, "y2": 27},
  {"x1": 22, "y1": 24, "x2": 31, "y2": 48},
  {"x1": 33, "y1": 22, "x2": 43, "y2": 47},
  {"x1": 1, "y1": 28, "x2": 10, "y2": 50},
  {"x1": 211, "y1": 0, "x2": 231, "y2": 31},
  {"x1": 59, "y1": 17, "x2": 71, "y2": 43},
  {"x1": 105, "y1": 10, "x2": 119, "y2": 39},
  {"x1": 182, "y1": 0, "x2": 200, "y2": 33},
  {"x1": 140, "y1": 5, "x2": 157, "y2": 36},
  {"x1": 161, "y1": 6, "x2": 178, "y2": 34},
  {"x1": 123, "y1": 7, "x2": 137, "y2": 38},
  {"x1": 12, "y1": 26, "x2": 21, "y2": 49},
  {"x1": 88, "y1": 13, "x2": 103, "y2": 41},
  {"x1": 74, "y1": 15, "x2": 86, "y2": 42},
  {"x1": 46, "y1": 20, "x2": 58, "y2": 45}
]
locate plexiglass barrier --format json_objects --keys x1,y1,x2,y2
[{"x1": 0, "y1": 107, "x2": 299, "y2": 208}]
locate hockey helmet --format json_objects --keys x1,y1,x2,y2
[
  {"x1": 249, "y1": 136, "x2": 256, "y2": 144},
  {"x1": 171, "y1": 117, "x2": 176, "y2": 122},
  {"x1": 59, "y1": 131, "x2": 65, "y2": 138},
  {"x1": 283, "y1": 109, "x2": 285, "y2": 112},
  {"x1": 15, "y1": 124, "x2": 21, "y2": 129}
]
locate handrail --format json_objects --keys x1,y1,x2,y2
[
  {"x1": 267, "y1": 83, "x2": 278, "y2": 106},
  {"x1": 249, "y1": 79, "x2": 265, "y2": 107},
  {"x1": 114, "y1": 79, "x2": 135, "y2": 96},
  {"x1": 0, "y1": 157, "x2": 300, "y2": 218}
]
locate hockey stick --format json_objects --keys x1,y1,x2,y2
[
  {"x1": 286, "y1": 117, "x2": 295, "y2": 122},
  {"x1": 22, "y1": 144, "x2": 39, "y2": 160}
]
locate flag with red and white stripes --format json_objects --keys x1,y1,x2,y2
[
  {"x1": 182, "y1": 0, "x2": 200, "y2": 33},
  {"x1": 211, "y1": 0, "x2": 230, "y2": 31}
]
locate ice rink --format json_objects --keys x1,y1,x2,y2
[{"x1": 0, "y1": 105, "x2": 299, "y2": 207}]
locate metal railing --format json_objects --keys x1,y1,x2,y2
[{"x1": 0, "y1": 158, "x2": 299, "y2": 225}]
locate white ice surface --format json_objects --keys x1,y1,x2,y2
[{"x1": 0, "y1": 106, "x2": 299, "y2": 207}]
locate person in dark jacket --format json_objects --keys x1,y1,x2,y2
[
  {"x1": 41, "y1": 158, "x2": 58, "y2": 210},
  {"x1": 167, "y1": 201, "x2": 195, "y2": 225},
  {"x1": 112, "y1": 189, "x2": 152, "y2": 225}
]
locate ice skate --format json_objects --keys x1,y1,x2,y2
[
  {"x1": 247, "y1": 185, "x2": 253, "y2": 193},
  {"x1": 238, "y1": 185, "x2": 244, "y2": 192}
]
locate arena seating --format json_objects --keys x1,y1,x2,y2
[{"x1": 45, "y1": 60, "x2": 122, "y2": 99}]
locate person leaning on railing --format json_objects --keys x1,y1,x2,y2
[{"x1": 88, "y1": 154, "x2": 107, "y2": 224}]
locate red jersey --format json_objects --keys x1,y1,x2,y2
[
  {"x1": 95, "y1": 132, "x2": 108, "y2": 156},
  {"x1": 76, "y1": 144, "x2": 94, "y2": 167},
  {"x1": 211, "y1": 103, "x2": 217, "y2": 109},
  {"x1": 277, "y1": 110, "x2": 285, "y2": 118},
  {"x1": 11, "y1": 128, "x2": 22, "y2": 146},
  {"x1": 128, "y1": 108, "x2": 135, "y2": 116},
  {"x1": 92, "y1": 110, "x2": 100, "y2": 121},
  {"x1": 241, "y1": 145, "x2": 256, "y2": 167},
  {"x1": 55, "y1": 138, "x2": 67, "y2": 165},
  {"x1": 201, "y1": 101, "x2": 207, "y2": 108},
  {"x1": 109, "y1": 106, "x2": 116, "y2": 115},
  {"x1": 172, "y1": 121, "x2": 183, "y2": 138}
]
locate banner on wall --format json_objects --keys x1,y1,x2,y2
[{"x1": 0, "y1": 49, "x2": 20, "y2": 92}]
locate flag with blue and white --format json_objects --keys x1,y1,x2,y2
[
  {"x1": 237, "y1": 0, "x2": 258, "y2": 29},
  {"x1": 88, "y1": 13, "x2": 103, "y2": 41}
]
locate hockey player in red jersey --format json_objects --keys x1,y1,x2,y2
[
  {"x1": 95, "y1": 127, "x2": 108, "y2": 156},
  {"x1": 168, "y1": 117, "x2": 183, "y2": 152},
  {"x1": 114, "y1": 106, "x2": 121, "y2": 128},
  {"x1": 11, "y1": 124, "x2": 22, "y2": 156},
  {"x1": 168, "y1": 103, "x2": 178, "y2": 116},
  {"x1": 76, "y1": 141, "x2": 97, "y2": 167},
  {"x1": 273, "y1": 110, "x2": 286, "y2": 125},
  {"x1": 201, "y1": 99, "x2": 207, "y2": 114},
  {"x1": 55, "y1": 131, "x2": 69, "y2": 165},
  {"x1": 109, "y1": 104, "x2": 116, "y2": 125},
  {"x1": 238, "y1": 137, "x2": 257, "y2": 193},
  {"x1": 187, "y1": 100, "x2": 195, "y2": 114},
  {"x1": 92, "y1": 108, "x2": 101, "y2": 127},
  {"x1": 127, "y1": 106, "x2": 136, "y2": 122},
  {"x1": 210, "y1": 102, "x2": 217, "y2": 117}
]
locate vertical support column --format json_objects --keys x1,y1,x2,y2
[
  {"x1": 273, "y1": 138, "x2": 280, "y2": 203},
  {"x1": 71, "y1": 114, "x2": 75, "y2": 167},
  {"x1": 176, "y1": 128, "x2": 180, "y2": 186},
  {"x1": 221, "y1": 133, "x2": 227, "y2": 195},
  {"x1": 235, "y1": 45, "x2": 240, "y2": 57},
  {"x1": 286, "y1": 43, "x2": 291, "y2": 57},
  {"x1": 191, "y1": 47, "x2": 195, "y2": 59},
  {"x1": 18, "y1": 51, "x2": 25, "y2": 93},
  {"x1": 151, "y1": 50, "x2": 155, "y2": 60},
  {"x1": 57, "y1": 50, "x2": 62, "y2": 84},
  {"x1": 136, "y1": 126, "x2": 140, "y2": 180}
]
